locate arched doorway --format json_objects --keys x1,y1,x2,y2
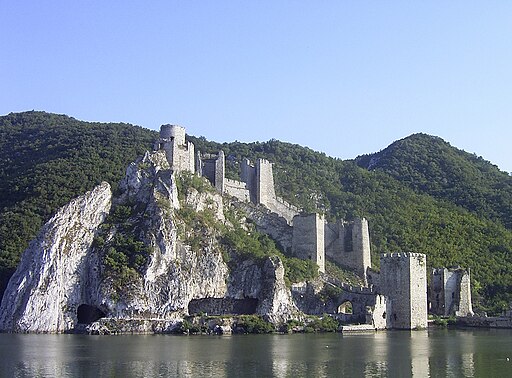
[{"x1": 338, "y1": 301, "x2": 353, "y2": 314}]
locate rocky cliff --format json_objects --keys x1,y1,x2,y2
[
  {"x1": 0, "y1": 150, "x2": 298, "y2": 333},
  {"x1": 0, "y1": 182, "x2": 112, "y2": 333}
]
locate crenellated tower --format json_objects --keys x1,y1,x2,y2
[
  {"x1": 154, "y1": 125, "x2": 195, "y2": 173},
  {"x1": 379, "y1": 253, "x2": 428, "y2": 329}
]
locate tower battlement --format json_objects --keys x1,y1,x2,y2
[{"x1": 381, "y1": 252, "x2": 426, "y2": 259}]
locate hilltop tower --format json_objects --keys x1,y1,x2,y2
[
  {"x1": 292, "y1": 213, "x2": 325, "y2": 273},
  {"x1": 379, "y1": 253, "x2": 427, "y2": 329},
  {"x1": 154, "y1": 125, "x2": 195, "y2": 173}
]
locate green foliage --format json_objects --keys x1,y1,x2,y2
[
  {"x1": 234, "y1": 315, "x2": 275, "y2": 334},
  {"x1": 0, "y1": 111, "x2": 155, "y2": 296},
  {"x1": 318, "y1": 285, "x2": 343, "y2": 302},
  {"x1": 431, "y1": 315, "x2": 456, "y2": 328},
  {"x1": 325, "y1": 261, "x2": 365, "y2": 287},
  {"x1": 176, "y1": 172, "x2": 214, "y2": 201},
  {"x1": 303, "y1": 315, "x2": 340, "y2": 333},
  {"x1": 356, "y1": 133, "x2": 512, "y2": 229},
  {"x1": 96, "y1": 201, "x2": 151, "y2": 289}
]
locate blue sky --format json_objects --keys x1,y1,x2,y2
[{"x1": 1, "y1": 1, "x2": 511, "y2": 172}]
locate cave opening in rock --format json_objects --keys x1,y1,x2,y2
[{"x1": 77, "y1": 304, "x2": 106, "y2": 324}]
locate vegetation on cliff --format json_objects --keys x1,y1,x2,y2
[{"x1": 1, "y1": 111, "x2": 512, "y2": 314}]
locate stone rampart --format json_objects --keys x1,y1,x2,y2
[
  {"x1": 224, "y1": 179, "x2": 251, "y2": 202},
  {"x1": 264, "y1": 197, "x2": 299, "y2": 225}
]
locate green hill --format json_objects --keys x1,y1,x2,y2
[
  {"x1": 355, "y1": 133, "x2": 512, "y2": 229},
  {"x1": 0, "y1": 111, "x2": 156, "y2": 294},
  {"x1": 1, "y1": 112, "x2": 511, "y2": 314}
]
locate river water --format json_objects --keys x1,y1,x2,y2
[{"x1": 1, "y1": 329, "x2": 511, "y2": 377}]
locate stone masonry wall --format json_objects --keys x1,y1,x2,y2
[
  {"x1": 292, "y1": 214, "x2": 325, "y2": 273},
  {"x1": 456, "y1": 269, "x2": 474, "y2": 316},
  {"x1": 224, "y1": 179, "x2": 251, "y2": 202},
  {"x1": 379, "y1": 253, "x2": 427, "y2": 329},
  {"x1": 325, "y1": 218, "x2": 371, "y2": 283},
  {"x1": 429, "y1": 267, "x2": 474, "y2": 317}
]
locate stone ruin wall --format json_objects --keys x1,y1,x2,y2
[
  {"x1": 325, "y1": 218, "x2": 371, "y2": 283},
  {"x1": 156, "y1": 125, "x2": 195, "y2": 173},
  {"x1": 429, "y1": 267, "x2": 473, "y2": 317},
  {"x1": 457, "y1": 269, "x2": 474, "y2": 316},
  {"x1": 224, "y1": 179, "x2": 251, "y2": 202}
]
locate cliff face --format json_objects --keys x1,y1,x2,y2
[
  {"x1": 0, "y1": 182, "x2": 112, "y2": 333},
  {"x1": 0, "y1": 150, "x2": 297, "y2": 333}
]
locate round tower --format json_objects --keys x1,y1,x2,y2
[{"x1": 159, "y1": 125, "x2": 186, "y2": 145}]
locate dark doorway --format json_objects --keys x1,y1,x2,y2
[{"x1": 77, "y1": 304, "x2": 106, "y2": 324}]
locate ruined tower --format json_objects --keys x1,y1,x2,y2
[
  {"x1": 198, "y1": 151, "x2": 225, "y2": 193},
  {"x1": 325, "y1": 218, "x2": 371, "y2": 283},
  {"x1": 292, "y1": 213, "x2": 325, "y2": 273},
  {"x1": 379, "y1": 253, "x2": 427, "y2": 329},
  {"x1": 429, "y1": 267, "x2": 474, "y2": 317},
  {"x1": 154, "y1": 125, "x2": 195, "y2": 173}
]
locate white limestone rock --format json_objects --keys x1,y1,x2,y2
[
  {"x1": 0, "y1": 182, "x2": 112, "y2": 333},
  {"x1": 0, "y1": 149, "x2": 299, "y2": 333},
  {"x1": 256, "y1": 256, "x2": 300, "y2": 324}
]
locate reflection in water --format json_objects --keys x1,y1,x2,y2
[
  {"x1": 410, "y1": 330, "x2": 430, "y2": 377},
  {"x1": 1, "y1": 329, "x2": 512, "y2": 377}
]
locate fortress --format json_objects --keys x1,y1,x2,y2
[{"x1": 155, "y1": 124, "x2": 472, "y2": 329}]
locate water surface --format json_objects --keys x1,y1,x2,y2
[{"x1": 1, "y1": 329, "x2": 511, "y2": 377}]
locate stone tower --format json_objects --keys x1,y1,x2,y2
[
  {"x1": 324, "y1": 218, "x2": 371, "y2": 283},
  {"x1": 198, "y1": 151, "x2": 225, "y2": 193},
  {"x1": 154, "y1": 125, "x2": 195, "y2": 173},
  {"x1": 292, "y1": 213, "x2": 325, "y2": 273},
  {"x1": 429, "y1": 267, "x2": 474, "y2": 317},
  {"x1": 256, "y1": 159, "x2": 277, "y2": 207},
  {"x1": 379, "y1": 253, "x2": 427, "y2": 329}
]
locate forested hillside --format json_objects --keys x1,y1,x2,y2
[
  {"x1": 356, "y1": 133, "x2": 512, "y2": 229},
  {"x1": 1, "y1": 112, "x2": 511, "y2": 314},
  {"x1": 0, "y1": 112, "x2": 156, "y2": 295}
]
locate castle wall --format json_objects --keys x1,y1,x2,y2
[
  {"x1": 263, "y1": 197, "x2": 299, "y2": 225},
  {"x1": 379, "y1": 253, "x2": 427, "y2": 329},
  {"x1": 200, "y1": 152, "x2": 225, "y2": 193},
  {"x1": 292, "y1": 214, "x2": 325, "y2": 273},
  {"x1": 429, "y1": 268, "x2": 446, "y2": 315},
  {"x1": 325, "y1": 218, "x2": 371, "y2": 283},
  {"x1": 367, "y1": 294, "x2": 389, "y2": 330},
  {"x1": 224, "y1": 179, "x2": 251, "y2": 202}
]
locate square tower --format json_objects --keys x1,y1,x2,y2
[
  {"x1": 292, "y1": 213, "x2": 325, "y2": 273},
  {"x1": 379, "y1": 253, "x2": 427, "y2": 329}
]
